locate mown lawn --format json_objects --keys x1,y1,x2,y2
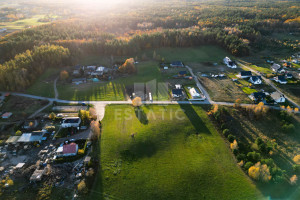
[
  {"x1": 90, "y1": 105, "x2": 263, "y2": 200},
  {"x1": 57, "y1": 61, "x2": 170, "y2": 101}
]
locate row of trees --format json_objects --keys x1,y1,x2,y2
[{"x1": 0, "y1": 44, "x2": 70, "y2": 91}]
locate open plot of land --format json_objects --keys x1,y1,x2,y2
[
  {"x1": 0, "y1": 96, "x2": 48, "y2": 121},
  {"x1": 57, "y1": 61, "x2": 170, "y2": 101},
  {"x1": 90, "y1": 105, "x2": 262, "y2": 200},
  {"x1": 26, "y1": 68, "x2": 60, "y2": 98},
  {"x1": 277, "y1": 84, "x2": 300, "y2": 105},
  {"x1": 199, "y1": 77, "x2": 251, "y2": 103}
]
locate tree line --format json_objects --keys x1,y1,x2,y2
[{"x1": 0, "y1": 44, "x2": 70, "y2": 91}]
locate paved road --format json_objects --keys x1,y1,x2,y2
[
  {"x1": 54, "y1": 77, "x2": 59, "y2": 99},
  {"x1": 237, "y1": 61, "x2": 300, "y2": 109}
]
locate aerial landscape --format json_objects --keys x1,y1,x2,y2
[{"x1": 0, "y1": 0, "x2": 299, "y2": 199}]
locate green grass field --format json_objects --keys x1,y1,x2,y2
[
  {"x1": 0, "y1": 15, "x2": 56, "y2": 30},
  {"x1": 57, "y1": 61, "x2": 170, "y2": 101},
  {"x1": 90, "y1": 105, "x2": 263, "y2": 200},
  {"x1": 26, "y1": 68, "x2": 60, "y2": 98}
]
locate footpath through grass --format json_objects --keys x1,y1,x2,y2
[{"x1": 90, "y1": 105, "x2": 263, "y2": 200}]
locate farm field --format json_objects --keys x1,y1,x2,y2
[{"x1": 90, "y1": 105, "x2": 263, "y2": 200}]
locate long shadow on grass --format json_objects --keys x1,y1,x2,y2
[
  {"x1": 134, "y1": 107, "x2": 149, "y2": 125},
  {"x1": 178, "y1": 104, "x2": 211, "y2": 135}
]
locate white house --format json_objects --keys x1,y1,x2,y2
[
  {"x1": 249, "y1": 76, "x2": 262, "y2": 84},
  {"x1": 61, "y1": 117, "x2": 81, "y2": 128},
  {"x1": 189, "y1": 87, "x2": 201, "y2": 99},
  {"x1": 223, "y1": 57, "x2": 237, "y2": 68},
  {"x1": 271, "y1": 92, "x2": 286, "y2": 103}
]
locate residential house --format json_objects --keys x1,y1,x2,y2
[
  {"x1": 61, "y1": 117, "x2": 81, "y2": 128},
  {"x1": 72, "y1": 78, "x2": 87, "y2": 84},
  {"x1": 56, "y1": 143, "x2": 78, "y2": 157},
  {"x1": 271, "y1": 64, "x2": 283, "y2": 73},
  {"x1": 172, "y1": 89, "x2": 184, "y2": 98},
  {"x1": 189, "y1": 87, "x2": 202, "y2": 99},
  {"x1": 249, "y1": 92, "x2": 266, "y2": 102},
  {"x1": 239, "y1": 71, "x2": 252, "y2": 78},
  {"x1": 170, "y1": 61, "x2": 184, "y2": 68},
  {"x1": 249, "y1": 76, "x2": 262, "y2": 85},
  {"x1": 274, "y1": 76, "x2": 287, "y2": 84},
  {"x1": 286, "y1": 73, "x2": 293, "y2": 79},
  {"x1": 270, "y1": 92, "x2": 286, "y2": 103},
  {"x1": 178, "y1": 71, "x2": 187, "y2": 77},
  {"x1": 223, "y1": 57, "x2": 237, "y2": 68}
]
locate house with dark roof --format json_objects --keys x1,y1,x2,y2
[
  {"x1": 286, "y1": 73, "x2": 293, "y2": 79},
  {"x1": 249, "y1": 92, "x2": 266, "y2": 103},
  {"x1": 249, "y1": 76, "x2": 262, "y2": 85},
  {"x1": 178, "y1": 71, "x2": 187, "y2": 77},
  {"x1": 239, "y1": 71, "x2": 252, "y2": 78},
  {"x1": 170, "y1": 61, "x2": 184, "y2": 68},
  {"x1": 172, "y1": 89, "x2": 184, "y2": 98},
  {"x1": 274, "y1": 76, "x2": 287, "y2": 84}
]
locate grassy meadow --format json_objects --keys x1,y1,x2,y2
[{"x1": 90, "y1": 105, "x2": 263, "y2": 200}]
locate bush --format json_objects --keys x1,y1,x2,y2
[
  {"x1": 221, "y1": 123, "x2": 227, "y2": 130},
  {"x1": 244, "y1": 162, "x2": 254, "y2": 170},
  {"x1": 247, "y1": 151, "x2": 261, "y2": 163},
  {"x1": 261, "y1": 158, "x2": 274, "y2": 167},
  {"x1": 293, "y1": 164, "x2": 300, "y2": 173},
  {"x1": 15, "y1": 130, "x2": 22, "y2": 136},
  {"x1": 237, "y1": 153, "x2": 246, "y2": 161},
  {"x1": 223, "y1": 129, "x2": 230, "y2": 137},
  {"x1": 294, "y1": 155, "x2": 300, "y2": 164},
  {"x1": 282, "y1": 123, "x2": 295, "y2": 133},
  {"x1": 227, "y1": 134, "x2": 235, "y2": 143}
]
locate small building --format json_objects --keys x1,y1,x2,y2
[
  {"x1": 84, "y1": 156, "x2": 91, "y2": 165},
  {"x1": 170, "y1": 61, "x2": 184, "y2": 68},
  {"x1": 72, "y1": 78, "x2": 87, "y2": 84},
  {"x1": 271, "y1": 92, "x2": 286, "y2": 103},
  {"x1": 2, "y1": 112, "x2": 12, "y2": 119},
  {"x1": 249, "y1": 76, "x2": 262, "y2": 85},
  {"x1": 249, "y1": 92, "x2": 266, "y2": 102},
  {"x1": 178, "y1": 71, "x2": 187, "y2": 77},
  {"x1": 61, "y1": 117, "x2": 81, "y2": 128},
  {"x1": 172, "y1": 89, "x2": 184, "y2": 98},
  {"x1": 163, "y1": 66, "x2": 168, "y2": 70},
  {"x1": 274, "y1": 76, "x2": 287, "y2": 84},
  {"x1": 175, "y1": 84, "x2": 182, "y2": 89},
  {"x1": 239, "y1": 71, "x2": 252, "y2": 78},
  {"x1": 5, "y1": 136, "x2": 21, "y2": 145},
  {"x1": 63, "y1": 143, "x2": 78, "y2": 157},
  {"x1": 17, "y1": 131, "x2": 45, "y2": 143},
  {"x1": 15, "y1": 163, "x2": 25, "y2": 169}
]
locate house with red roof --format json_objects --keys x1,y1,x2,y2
[{"x1": 62, "y1": 143, "x2": 78, "y2": 157}]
